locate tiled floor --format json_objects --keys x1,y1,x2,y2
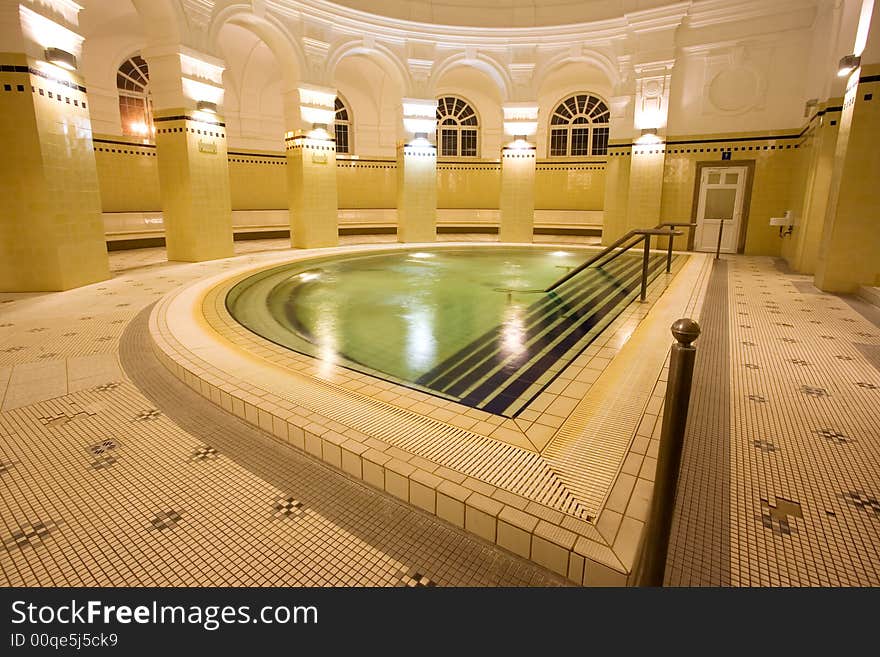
[
  {"x1": 667, "y1": 256, "x2": 880, "y2": 586},
  {"x1": 1, "y1": 237, "x2": 575, "y2": 587},
  {"x1": 146, "y1": 239, "x2": 708, "y2": 584},
  {"x1": 2, "y1": 240, "x2": 878, "y2": 586}
]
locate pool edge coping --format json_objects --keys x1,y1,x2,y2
[{"x1": 147, "y1": 241, "x2": 712, "y2": 586}]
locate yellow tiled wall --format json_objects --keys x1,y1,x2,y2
[
  {"x1": 438, "y1": 161, "x2": 501, "y2": 208},
  {"x1": 0, "y1": 54, "x2": 109, "y2": 291},
  {"x1": 90, "y1": 120, "x2": 858, "y2": 263},
  {"x1": 228, "y1": 150, "x2": 287, "y2": 210},
  {"x1": 535, "y1": 161, "x2": 606, "y2": 211},
  {"x1": 93, "y1": 136, "x2": 161, "y2": 211},
  {"x1": 603, "y1": 133, "x2": 805, "y2": 255},
  {"x1": 337, "y1": 159, "x2": 397, "y2": 208},
  {"x1": 94, "y1": 144, "x2": 610, "y2": 214}
]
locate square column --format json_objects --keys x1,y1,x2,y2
[
  {"x1": 499, "y1": 144, "x2": 536, "y2": 242},
  {"x1": 784, "y1": 102, "x2": 840, "y2": 274},
  {"x1": 145, "y1": 48, "x2": 233, "y2": 262},
  {"x1": 154, "y1": 110, "x2": 233, "y2": 261},
  {"x1": 397, "y1": 98, "x2": 438, "y2": 243},
  {"x1": 0, "y1": 4, "x2": 109, "y2": 291},
  {"x1": 626, "y1": 139, "x2": 666, "y2": 233},
  {"x1": 396, "y1": 140, "x2": 437, "y2": 243},
  {"x1": 601, "y1": 144, "x2": 633, "y2": 245},
  {"x1": 286, "y1": 131, "x2": 339, "y2": 248},
  {"x1": 499, "y1": 103, "x2": 538, "y2": 243},
  {"x1": 286, "y1": 84, "x2": 338, "y2": 249},
  {"x1": 815, "y1": 64, "x2": 880, "y2": 292}
]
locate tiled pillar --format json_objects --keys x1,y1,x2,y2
[
  {"x1": 397, "y1": 98, "x2": 438, "y2": 243},
  {"x1": 784, "y1": 102, "x2": 841, "y2": 274},
  {"x1": 286, "y1": 84, "x2": 338, "y2": 249},
  {"x1": 0, "y1": 3, "x2": 109, "y2": 291},
  {"x1": 815, "y1": 63, "x2": 880, "y2": 291},
  {"x1": 625, "y1": 141, "x2": 666, "y2": 234},
  {"x1": 499, "y1": 144, "x2": 536, "y2": 243},
  {"x1": 499, "y1": 103, "x2": 538, "y2": 243},
  {"x1": 143, "y1": 48, "x2": 233, "y2": 262},
  {"x1": 601, "y1": 144, "x2": 632, "y2": 245},
  {"x1": 602, "y1": 61, "x2": 673, "y2": 245}
]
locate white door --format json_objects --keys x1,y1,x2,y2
[{"x1": 694, "y1": 166, "x2": 748, "y2": 254}]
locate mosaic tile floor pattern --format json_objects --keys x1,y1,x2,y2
[
  {"x1": 3, "y1": 241, "x2": 879, "y2": 587},
  {"x1": 667, "y1": 257, "x2": 880, "y2": 586},
  {"x1": 0, "y1": 238, "x2": 568, "y2": 587}
]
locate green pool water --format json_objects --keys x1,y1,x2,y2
[{"x1": 226, "y1": 245, "x2": 674, "y2": 417}]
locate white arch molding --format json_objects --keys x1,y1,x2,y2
[
  {"x1": 429, "y1": 53, "x2": 513, "y2": 101},
  {"x1": 326, "y1": 41, "x2": 411, "y2": 96},
  {"x1": 208, "y1": 3, "x2": 304, "y2": 93}
]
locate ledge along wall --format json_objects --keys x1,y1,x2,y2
[{"x1": 96, "y1": 122, "x2": 832, "y2": 258}]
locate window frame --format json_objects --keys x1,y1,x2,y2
[
  {"x1": 435, "y1": 95, "x2": 480, "y2": 158},
  {"x1": 334, "y1": 94, "x2": 353, "y2": 155},
  {"x1": 116, "y1": 54, "x2": 154, "y2": 138},
  {"x1": 547, "y1": 93, "x2": 611, "y2": 158}
]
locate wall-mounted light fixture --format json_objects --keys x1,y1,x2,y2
[
  {"x1": 196, "y1": 100, "x2": 218, "y2": 114},
  {"x1": 636, "y1": 127, "x2": 661, "y2": 145},
  {"x1": 45, "y1": 47, "x2": 76, "y2": 71},
  {"x1": 837, "y1": 54, "x2": 861, "y2": 77}
]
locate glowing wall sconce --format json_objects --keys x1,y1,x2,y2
[
  {"x1": 636, "y1": 127, "x2": 661, "y2": 145},
  {"x1": 44, "y1": 47, "x2": 76, "y2": 71},
  {"x1": 803, "y1": 98, "x2": 819, "y2": 118},
  {"x1": 837, "y1": 54, "x2": 861, "y2": 77},
  {"x1": 196, "y1": 100, "x2": 217, "y2": 114}
]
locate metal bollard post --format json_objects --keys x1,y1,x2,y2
[
  {"x1": 715, "y1": 219, "x2": 725, "y2": 260},
  {"x1": 640, "y1": 234, "x2": 651, "y2": 302},
  {"x1": 640, "y1": 318, "x2": 701, "y2": 587}
]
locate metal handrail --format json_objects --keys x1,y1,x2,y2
[
  {"x1": 656, "y1": 222, "x2": 698, "y2": 272},
  {"x1": 544, "y1": 223, "x2": 689, "y2": 297}
]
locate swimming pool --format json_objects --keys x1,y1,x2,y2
[{"x1": 226, "y1": 246, "x2": 679, "y2": 417}]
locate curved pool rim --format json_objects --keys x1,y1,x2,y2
[{"x1": 146, "y1": 240, "x2": 712, "y2": 586}]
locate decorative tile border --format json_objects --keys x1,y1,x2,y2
[{"x1": 148, "y1": 241, "x2": 711, "y2": 584}]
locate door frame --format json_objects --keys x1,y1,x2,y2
[{"x1": 689, "y1": 159, "x2": 755, "y2": 253}]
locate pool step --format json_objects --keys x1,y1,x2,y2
[{"x1": 415, "y1": 253, "x2": 673, "y2": 417}]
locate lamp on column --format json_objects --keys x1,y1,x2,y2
[
  {"x1": 45, "y1": 47, "x2": 76, "y2": 71},
  {"x1": 299, "y1": 85, "x2": 336, "y2": 139},
  {"x1": 837, "y1": 54, "x2": 861, "y2": 77},
  {"x1": 637, "y1": 127, "x2": 661, "y2": 145},
  {"x1": 196, "y1": 100, "x2": 218, "y2": 114},
  {"x1": 402, "y1": 99, "x2": 438, "y2": 145},
  {"x1": 502, "y1": 103, "x2": 538, "y2": 148}
]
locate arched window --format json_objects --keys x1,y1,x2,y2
[
  {"x1": 548, "y1": 93, "x2": 610, "y2": 157},
  {"x1": 117, "y1": 55, "x2": 154, "y2": 138},
  {"x1": 436, "y1": 96, "x2": 478, "y2": 157},
  {"x1": 334, "y1": 96, "x2": 352, "y2": 154}
]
